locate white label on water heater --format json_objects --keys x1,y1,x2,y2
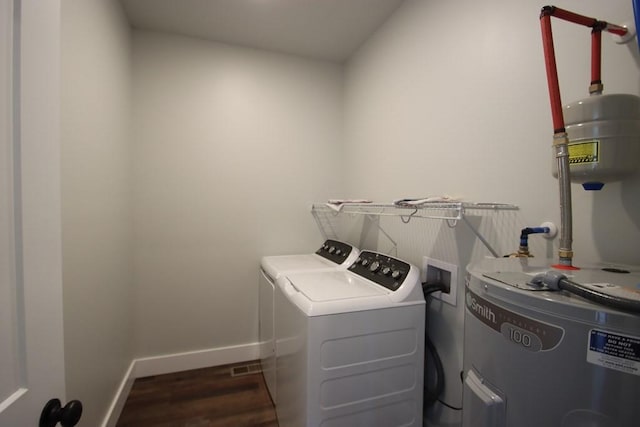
[{"x1": 587, "y1": 329, "x2": 640, "y2": 376}]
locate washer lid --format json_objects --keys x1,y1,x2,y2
[
  {"x1": 279, "y1": 270, "x2": 422, "y2": 316},
  {"x1": 261, "y1": 240, "x2": 359, "y2": 279},
  {"x1": 288, "y1": 270, "x2": 388, "y2": 302},
  {"x1": 261, "y1": 254, "x2": 336, "y2": 280}
]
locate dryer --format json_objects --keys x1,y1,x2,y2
[
  {"x1": 259, "y1": 240, "x2": 359, "y2": 403},
  {"x1": 274, "y1": 251, "x2": 425, "y2": 427}
]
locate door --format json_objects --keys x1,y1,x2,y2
[{"x1": 0, "y1": 0, "x2": 66, "y2": 425}]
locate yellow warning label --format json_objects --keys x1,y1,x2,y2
[{"x1": 568, "y1": 140, "x2": 599, "y2": 164}]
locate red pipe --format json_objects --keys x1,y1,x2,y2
[
  {"x1": 540, "y1": 14, "x2": 565, "y2": 133},
  {"x1": 604, "y1": 23, "x2": 629, "y2": 37},
  {"x1": 541, "y1": 6, "x2": 629, "y2": 36},
  {"x1": 547, "y1": 6, "x2": 598, "y2": 27},
  {"x1": 591, "y1": 29, "x2": 602, "y2": 85},
  {"x1": 539, "y1": 6, "x2": 629, "y2": 130}
]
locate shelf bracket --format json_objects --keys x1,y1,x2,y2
[{"x1": 461, "y1": 215, "x2": 500, "y2": 258}]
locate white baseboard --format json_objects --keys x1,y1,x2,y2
[
  {"x1": 133, "y1": 342, "x2": 260, "y2": 378},
  {"x1": 101, "y1": 342, "x2": 260, "y2": 426},
  {"x1": 101, "y1": 361, "x2": 136, "y2": 427}
]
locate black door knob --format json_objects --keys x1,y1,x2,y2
[{"x1": 39, "y1": 398, "x2": 83, "y2": 427}]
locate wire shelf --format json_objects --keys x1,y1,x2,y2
[
  {"x1": 312, "y1": 202, "x2": 518, "y2": 222},
  {"x1": 311, "y1": 201, "x2": 519, "y2": 259}
]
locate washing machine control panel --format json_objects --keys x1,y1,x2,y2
[
  {"x1": 316, "y1": 239, "x2": 354, "y2": 264},
  {"x1": 349, "y1": 251, "x2": 410, "y2": 291}
]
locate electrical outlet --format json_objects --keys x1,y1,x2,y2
[{"x1": 422, "y1": 257, "x2": 458, "y2": 307}]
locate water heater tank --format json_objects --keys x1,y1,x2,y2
[{"x1": 552, "y1": 93, "x2": 640, "y2": 190}]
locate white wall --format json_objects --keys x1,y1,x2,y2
[
  {"x1": 131, "y1": 31, "x2": 344, "y2": 357},
  {"x1": 61, "y1": 0, "x2": 133, "y2": 425},
  {"x1": 345, "y1": 0, "x2": 640, "y2": 265},
  {"x1": 56, "y1": 2, "x2": 639, "y2": 422}
]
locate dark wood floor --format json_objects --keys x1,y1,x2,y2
[{"x1": 116, "y1": 360, "x2": 278, "y2": 427}]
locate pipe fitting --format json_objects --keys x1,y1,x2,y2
[
  {"x1": 517, "y1": 248, "x2": 533, "y2": 257},
  {"x1": 558, "y1": 249, "x2": 574, "y2": 258},
  {"x1": 589, "y1": 82, "x2": 604, "y2": 94},
  {"x1": 514, "y1": 227, "x2": 552, "y2": 258},
  {"x1": 552, "y1": 132, "x2": 569, "y2": 146},
  {"x1": 540, "y1": 270, "x2": 567, "y2": 290},
  {"x1": 540, "y1": 5, "x2": 556, "y2": 19},
  {"x1": 541, "y1": 221, "x2": 558, "y2": 238}
]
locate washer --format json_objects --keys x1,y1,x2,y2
[
  {"x1": 274, "y1": 250, "x2": 425, "y2": 427},
  {"x1": 463, "y1": 257, "x2": 640, "y2": 426},
  {"x1": 259, "y1": 240, "x2": 359, "y2": 403}
]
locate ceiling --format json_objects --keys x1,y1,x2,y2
[{"x1": 119, "y1": 0, "x2": 406, "y2": 63}]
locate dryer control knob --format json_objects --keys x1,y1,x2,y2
[
  {"x1": 369, "y1": 261, "x2": 381, "y2": 273},
  {"x1": 382, "y1": 267, "x2": 392, "y2": 276},
  {"x1": 391, "y1": 270, "x2": 402, "y2": 279},
  {"x1": 361, "y1": 259, "x2": 369, "y2": 267},
  {"x1": 335, "y1": 249, "x2": 342, "y2": 256},
  {"x1": 328, "y1": 246, "x2": 336, "y2": 254}
]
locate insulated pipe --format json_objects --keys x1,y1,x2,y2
[
  {"x1": 590, "y1": 28, "x2": 603, "y2": 93},
  {"x1": 541, "y1": 6, "x2": 628, "y2": 35},
  {"x1": 544, "y1": 6, "x2": 598, "y2": 27},
  {"x1": 540, "y1": 13, "x2": 565, "y2": 133},
  {"x1": 540, "y1": 6, "x2": 628, "y2": 97},
  {"x1": 533, "y1": 271, "x2": 640, "y2": 314},
  {"x1": 603, "y1": 22, "x2": 631, "y2": 37}
]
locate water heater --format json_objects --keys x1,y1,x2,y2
[{"x1": 552, "y1": 93, "x2": 640, "y2": 190}]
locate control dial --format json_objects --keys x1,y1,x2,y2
[
  {"x1": 382, "y1": 267, "x2": 392, "y2": 276},
  {"x1": 391, "y1": 270, "x2": 402, "y2": 279},
  {"x1": 369, "y1": 261, "x2": 381, "y2": 273}
]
